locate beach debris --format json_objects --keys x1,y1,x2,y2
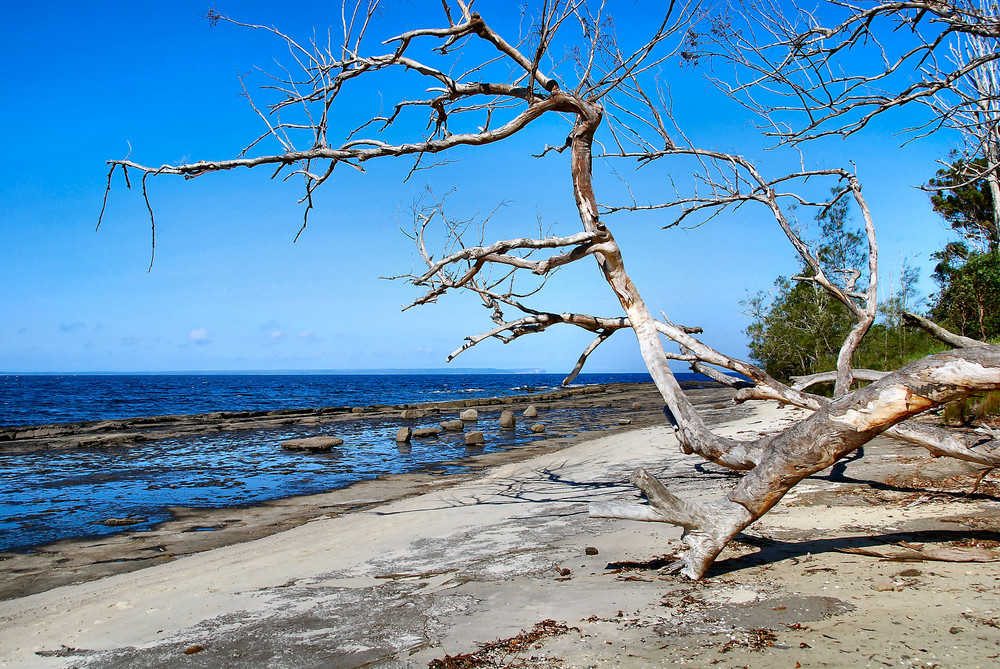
[
  {"x1": 400, "y1": 409, "x2": 421, "y2": 419},
  {"x1": 183, "y1": 645, "x2": 205, "y2": 655},
  {"x1": 499, "y1": 410, "x2": 516, "y2": 429},
  {"x1": 395, "y1": 427, "x2": 412, "y2": 443},
  {"x1": 838, "y1": 541, "x2": 1000, "y2": 562},
  {"x1": 280, "y1": 436, "x2": 344, "y2": 452},
  {"x1": 440, "y1": 419, "x2": 465, "y2": 431},
  {"x1": 100, "y1": 516, "x2": 148, "y2": 527},
  {"x1": 427, "y1": 619, "x2": 577, "y2": 669},
  {"x1": 718, "y1": 628, "x2": 777, "y2": 653},
  {"x1": 530, "y1": 423, "x2": 546, "y2": 433},
  {"x1": 465, "y1": 431, "x2": 484, "y2": 445},
  {"x1": 523, "y1": 405, "x2": 538, "y2": 418},
  {"x1": 459, "y1": 408, "x2": 478, "y2": 421},
  {"x1": 605, "y1": 554, "x2": 678, "y2": 573},
  {"x1": 412, "y1": 427, "x2": 443, "y2": 438},
  {"x1": 585, "y1": 546, "x2": 599, "y2": 555}
]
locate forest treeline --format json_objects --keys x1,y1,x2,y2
[{"x1": 745, "y1": 159, "x2": 1000, "y2": 384}]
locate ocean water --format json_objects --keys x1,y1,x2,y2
[
  {"x1": 0, "y1": 372, "x2": 662, "y2": 428},
  {"x1": 0, "y1": 372, "x2": 696, "y2": 552}
]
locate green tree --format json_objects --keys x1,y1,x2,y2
[
  {"x1": 927, "y1": 160, "x2": 1000, "y2": 341},
  {"x1": 928, "y1": 157, "x2": 998, "y2": 252},
  {"x1": 744, "y1": 277, "x2": 851, "y2": 380},
  {"x1": 745, "y1": 198, "x2": 938, "y2": 381},
  {"x1": 743, "y1": 194, "x2": 860, "y2": 380}
]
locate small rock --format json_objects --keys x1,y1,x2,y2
[
  {"x1": 395, "y1": 427, "x2": 412, "y2": 442},
  {"x1": 351, "y1": 407, "x2": 366, "y2": 414},
  {"x1": 101, "y1": 516, "x2": 148, "y2": 527},
  {"x1": 499, "y1": 410, "x2": 516, "y2": 429},
  {"x1": 618, "y1": 419, "x2": 632, "y2": 425},
  {"x1": 872, "y1": 578, "x2": 895, "y2": 592},
  {"x1": 585, "y1": 546, "x2": 599, "y2": 555},
  {"x1": 465, "y1": 431, "x2": 485, "y2": 445},
  {"x1": 530, "y1": 423, "x2": 546, "y2": 433},
  {"x1": 281, "y1": 436, "x2": 344, "y2": 452},
  {"x1": 460, "y1": 409, "x2": 479, "y2": 421},
  {"x1": 556, "y1": 567, "x2": 571, "y2": 576},
  {"x1": 440, "y1": 420, "x2": 465, "y2": 431},
  {"x1": 631, "y1": 402, "x2": 643, "y2": 410},
  {"x1": 400, "y1": 409, "x2": 421, "y2": 419},
  {"x1": 184, "y1": 645, "x2": 205, "y2": 655},
  {"x1": 412, "y1": 427, "x2": 443, "y2": 438},
  {"x1": 949, "y1": 626, "x2": 963, "y2": 634},
  {"x1": 523, "y1": 405, "x2": 538, "y2": 418},
  {"x1": 898, "y1": 568, "x2": 922, "y2": 577}
]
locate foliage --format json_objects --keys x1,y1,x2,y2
[
  {"x1": 928, "y1": 156, "x2": 998, "y2": 252},
  {"x1": 930, "y1": 247, "x2": 1000, "y2": 340},
  {"x1": 744, "y1": 197, "x2": 940, "y2": 381},
  {"x1": 925, "y1": 158, "x2": 1000, "y2": 341}
]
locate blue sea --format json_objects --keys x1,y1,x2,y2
[
  {"x1": 0, "y1": 372, "x2": 663, "y2": 428},
  {"x1": 0, "y1": 372, "x2": 686, "y2": 552}
]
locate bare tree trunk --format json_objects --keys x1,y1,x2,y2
[
  {"x1": 595, "y1": 346, "x2": 1000, "y2": 578},
  {"x1": 904, "y1": 311, "x2": 986, "y2": 348}
]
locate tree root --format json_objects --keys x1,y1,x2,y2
[{"x1": 590, "y1": 467, "x2": 753, "y2": 579}]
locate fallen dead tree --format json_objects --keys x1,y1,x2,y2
[{"x1": 102, "y1": 1, "x2": 1000, "y2": 578}]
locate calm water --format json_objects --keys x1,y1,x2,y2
[
  {"x1": 0, "y1": 372, "x2": 658, "y2": 428},
  {"x1": 0, "y1": 372, "x2": 681, "y2": 552}
]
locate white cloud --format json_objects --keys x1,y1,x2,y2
[
  {"x1": 269, "y1": 330, "x2": 284, "y2": 339},
  {"x1": 189, "y1": 328, "x2": 211, "y2": 346}
]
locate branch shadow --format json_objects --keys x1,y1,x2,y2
[{"x1": 706, "y1": 528, "x2": 1000, "y2": 578}]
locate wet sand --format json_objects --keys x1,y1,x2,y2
[{"x1": 3, "y1": 387, "x2": 1000, "y2": 668}]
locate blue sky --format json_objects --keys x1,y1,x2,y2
[{"x1": 0, "y1": 1, "x2": 959, "y2": 373}]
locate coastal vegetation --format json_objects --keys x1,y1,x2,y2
[{"x1": 102, "y1": 0, "x2": 1000, "y2": 579}]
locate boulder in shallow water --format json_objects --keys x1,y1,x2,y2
[
  {"x1": 412, "y1": 427, "x2": 443, "y2": 438},
  {"x1": 281, "y1": 436, "x2": 344, "y2": 452},
  {"x1": 499, "y1": 410, "x2": 516, "y2": 429},
  {"x1": 529, "y1": 423, "x2": 546, "y2": 433},
  {"x1": 523, "y1": 405, "x2": 538, "y2": 418},
  {"x1": 400, "y1": 409, "x2": 421, "y2": 419},
  {"x1": 460, "y1": 409, "x2": 479, "y2": 421},
  {"x1": 396, "y1": 427, "x2": 412, "y2": 442},
  {"x1": 440, "y1": 419, "x2": 465, "y2": 431},
  {"x1": 465, "y1": 431, "x2": 485, "y2": 445}
]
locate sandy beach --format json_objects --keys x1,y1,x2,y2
[{"x1": 3, "y1": 391, "x2": 1000, "y2": 668}]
